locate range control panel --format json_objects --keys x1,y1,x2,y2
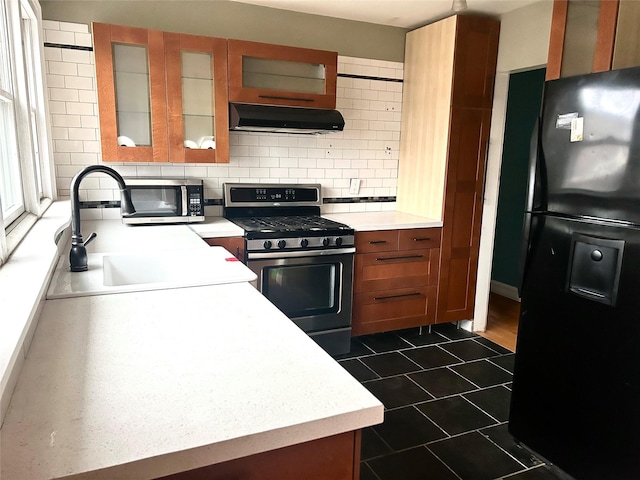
[{"x1": 224, "y1": 183, "x2": 321, "y2": 207}]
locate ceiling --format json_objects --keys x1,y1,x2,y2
[{"x1": 230, "y1": 0, "x2": 542, "y2": 29}]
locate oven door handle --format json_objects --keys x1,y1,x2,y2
[{"x1": 247, "y1": 247, "x2": 356, "y2": 260}]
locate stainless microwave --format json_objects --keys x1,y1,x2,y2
[{"x1": 122, "y1": 177, "x2": 205, "y2": 225}]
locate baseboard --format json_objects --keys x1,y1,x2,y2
[{"x1": 490, "y1": 280, "x2": 520, "y2": 302}]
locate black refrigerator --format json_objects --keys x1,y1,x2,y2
[{"x1": 509, "y1": 66, "x2": 640, "y2": 480}]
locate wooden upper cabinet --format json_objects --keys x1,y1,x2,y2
[
  {"x1": 546, "y1": 0, "x2": 625, "y2": 80},
  {"x1": 93, "y1": 23, "x2": 229, "y2": 163},
  {"x1": 228, "y1": 39, "x2": 338, "y2": 109},
  {"x1": 164, "y1": 32, "x2": 229, "y2": 163},
  {"x1": 93, "y1": 23, "x2": 168, "y2": 162},
  {"x1": 451, "y1": 15, "x2": 500, "y2": 109}
]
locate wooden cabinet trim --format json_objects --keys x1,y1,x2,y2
[
  {"x1": 592, "y1": 0, "x2": 620, "y2": 72},
  {"x1": 546, "y1": 0, "x2": 569, "y2": 81}
]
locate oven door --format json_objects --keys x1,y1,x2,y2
[{"x1": 247, "y1": 248, "x2": 354, "y2": 340}]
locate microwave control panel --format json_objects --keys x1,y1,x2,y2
[{"x1": 187, "y1": 185, "x2": 204, "y2": 216}]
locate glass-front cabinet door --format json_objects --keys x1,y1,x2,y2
[
  {"x1": 228, "y1": 39, "x2": 337, "y2": 109},
  {"x1": 93, "y1": 23, "x2": 168, "y2": 162},
  {"x1": 164, "y1": 32, "x2": 229, "y2": 163},
  {"x1": 93, "y1": 23, "x2": 229, "y2": 163}
]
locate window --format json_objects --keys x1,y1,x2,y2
[
  {"x1": 0, "y1": 0, "x2": 23, "y2": 227},
  {"x1": 0, "y1": 0, "x2": 53, "y2": 264}
]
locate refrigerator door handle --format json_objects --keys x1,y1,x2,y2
[
  {"x1": 525, "y1": 117, "x2": 543, "y2": 213},
  {"x1": 517, "y1": 212, "x2": 532, "y2": 298}
]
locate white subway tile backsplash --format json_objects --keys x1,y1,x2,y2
[
  {"x1": 59, "y1": 21, "x2": 89, "y2": 33},
  {"x1": 77, "y1": 64, "x2": 95, "y2": 78},
  {"x1": 48, "y1": 61, "x2": 77, "y2": 76},
  {"x1": 66, "y1": 102, "x2": 94, "y2": 115},
  {"x1": 76, "y1": 90, "x2": 98, "y2": 104},
  {"x1": 65, "y1": 75, "x2": 93, "y2": 90},
  {"x1": 48, "y1": 87, "x2": 79, "y2": 102},
  {"x1": 43, "y1": 20, "x2": 60, "y2": 31},
  {"x1": 80, "y1": 116, "x2": 99, "y2": 128},
  {"x1": 45, "y1": 29, "x2": 75, "y2": 45},
  {"x1": 51, "y1": 114, "x2": 81, "y2": 128},
  {"x1": 44, "y1": 47, "x2": 62, "y2": 62},
  {"x1": 53, "y1": 152, "x2": 71, "y2": 165},
  {"x1": 55, "y1": 139, "x2": 84, "y2": 152},
  {"x1": 68, "y1": 128, "x2": 97, "y2": 141},
  {"x1": 46, "y1": 74, "x2": 65, "y2": 88},
  {"x1": 75, "y1": 33, "x2": 92, "y2": 48},
  {"x1": 70, "y1": 152, "x2": 99, "y2": 165},
  {"x1": 61, "y1": 49, "x2": 93, "y2": 64},
  {"x1": 46, "y1": 22, "x2": 404, "y2": 202}
]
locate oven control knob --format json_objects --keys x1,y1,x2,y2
[
  {"x1": 277, "y1": 239, "x2": 287, "y2": 249},
  {"x1": 263, "y1": 240, "x2": 272, "y2": 250},
  {"x1": 335, "y1": 237, "x2": 343, "y2": 246},
  {"x1": 322, "y1": 237, "x2": 330, "y2": 247},
  {"x1": 300, "y1": 238, "x2": 309, "y2": 248}
]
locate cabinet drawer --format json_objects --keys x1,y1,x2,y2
[
  {"x1": 354, "y1": 248, "x2": 439, "y2": 293},
  {"x1": 353, "y1": 285, "x2": 437, "y2": 335},
  {"x1": 355, "y1": 230, "x2": 399, "y2": 253},
  {"x1": 399, "y1": 228, "x2": 441, "y2": 250}
]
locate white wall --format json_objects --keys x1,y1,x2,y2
[
  {"x1": 474, "y1": 0, "x2": 553, "y2": 332},
  {"x1": 43, "y1": 20, "x2": 404, "y2": 219}
]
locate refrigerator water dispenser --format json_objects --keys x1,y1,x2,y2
[{"x1": 565, "y1": 233, "x2": 624, "y2": 306}]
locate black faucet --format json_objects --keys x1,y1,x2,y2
[{"x1": 69, "y1": 165, "x2": 136, "y2": 272}]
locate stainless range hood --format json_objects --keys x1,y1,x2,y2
[{"x1": 229, "y1": 103, "x2": 345, "y2": 134}]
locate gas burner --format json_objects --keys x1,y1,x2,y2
[{"x1": 223, "y1": 183, "x2": 355, "y2": 251}]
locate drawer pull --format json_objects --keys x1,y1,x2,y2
[
  {"x1": 413, "y1": 237, "x2": 432, "y2": 242},
  {"x1": 369, "y1": 240, "x2": 388, "y2": 245},
  {"x1": 258, "y1": 94, "x2": 315, "y2": 103},
  {"x1": 376, "y1": 254, "x2": 424, "y2": 261},
  {"x1": 374, "y1": 292, "x2": 421, "y2": 301}
]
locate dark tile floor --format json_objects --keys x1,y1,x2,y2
[{"x1": 335, "y1": 323, "x2": 569, "y2": 480}]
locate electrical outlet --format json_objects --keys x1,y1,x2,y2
[{"x1": 349, "y1": 178, "x2": 361, "y2": 195}]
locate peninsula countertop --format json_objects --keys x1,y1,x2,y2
[{"x1": 0, "y1": 219, "x2": 383, "y2": 480}]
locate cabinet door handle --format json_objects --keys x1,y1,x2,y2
[
  {"x1": 413, "y1": 237, "x2": 431, "y2": 242},
  {"x1": 258, "y1": 95, "x2": 315, "y2": 103},
  {"x1": 369, "y1": 240, "x2": 388, "y2": 245},
  {"x1": 374, "y1": 292, "x2": 421, "y2": 301},
  {"x1": 376, "y1": 254, "x2": 424, "y2": 261}
]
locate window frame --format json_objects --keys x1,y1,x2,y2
[{"x1": 0, "y1": 0, "x2": 55, "y2": 265}]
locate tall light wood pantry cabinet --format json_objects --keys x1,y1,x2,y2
[{"x1": 396, "y1": 15, "x2": 500, "y2": 324}]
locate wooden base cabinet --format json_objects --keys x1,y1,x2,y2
[
  {"x1": 156, "y1": 430, "x2": 361, "y2": 480},
  {"x1": 352, "y1": 228, "x2": 441, "y2": 336},
  {"x1": 204, "y1": 237, "x2": 244, "y2": 260}
]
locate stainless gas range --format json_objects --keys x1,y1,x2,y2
[{"x1": 223, "y1": 183, "x2": 354, "y2": 355}]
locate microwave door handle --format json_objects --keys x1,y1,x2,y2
[{"x1": 181, "y1": 186, "x2": 188, "y2": 216}]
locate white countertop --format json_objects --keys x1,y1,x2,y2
[
  {"x1": 323, "y1": 211, "x2": 442, "y2": 231},
  {"x1": 1, "y1": 217, "x2": 383, "y2": 480},
  {"x1": 189, "y1": 217, "x2": 244, "y2": 238}
]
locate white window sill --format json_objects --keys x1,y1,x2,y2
[{"x1": 0, "y1": 201, "x2": 70, "y2": 425}]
